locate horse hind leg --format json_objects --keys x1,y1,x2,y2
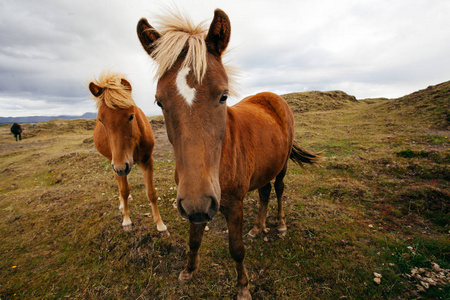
[
  {"x1": 275, "y1": 164, "x2": 288, "y2": 234},
  {"x1": 248, "y1": 182, "x2": 271, "y2": 238}
]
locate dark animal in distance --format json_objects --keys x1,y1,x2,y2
[{"x1": 10, "y1": 123, "x2": 22, "y2": 141}]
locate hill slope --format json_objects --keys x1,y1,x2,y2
[
  {"x1": 0, "y1": 112, "x2": 97, "y2": 125},
  {"x1": 378, "y1": 81, "x2": 450, "y2": 129},
  {"x1": 281, "y1": 90, "x2": 358, "y2": 113}
]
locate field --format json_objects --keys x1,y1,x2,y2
[{"x1": 0, "y1": 82, "x2": 449, "y2": 299}]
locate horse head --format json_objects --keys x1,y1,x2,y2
[{"x1": 137, "y1": 9, "x2": 231, "y2": 223}]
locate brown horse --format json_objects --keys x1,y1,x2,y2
[
  {"x1": 89, "y1": 71, "x2": 168, "y2": 234},
  {"x1": 137, "y1": 10, "x2": 320, "y2": 299}
]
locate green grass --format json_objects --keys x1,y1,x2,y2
[{"x1": 0, "y1": 94, "x2": 449, "y2": 299}]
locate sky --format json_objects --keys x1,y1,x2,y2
[{"x1": 0, "y1": 0, "x2": 449, "y2": 117}]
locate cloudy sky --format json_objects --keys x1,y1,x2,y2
[{"x1": 1, "y1": 0, "x2": 449, "y2": 117}]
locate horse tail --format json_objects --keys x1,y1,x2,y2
[{"x1": 289, "y1": 142, "x2": 323, "y2": 166}]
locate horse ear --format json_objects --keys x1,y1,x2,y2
[
  {"x1": 89, "y1": 82, "x2": 104, "y2": 97},
  {"x1": 121, "y1": 79, "x2": 132, "y2": 92},
  {"x1": 205, "y1": 9, "x2": 231, "y2": 57},
  {"x1": 137, "y1": 18, "x2": 161, "y2": 55}
]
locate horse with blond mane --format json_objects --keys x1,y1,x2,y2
[
  {"x1": 89, "y1": 72, "x2": 168, "y2": 234},
  {"x1": 137, "y1": 9, "x2": 321, "y2": 299}
]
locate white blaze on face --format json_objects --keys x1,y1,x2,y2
[{"x1": 176, "y1": 67, "x2": 196, "y2": 105}]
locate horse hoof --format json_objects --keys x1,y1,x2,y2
[
  {"x1": 277, "y1": 224, "x2": 287, "y2": 232},
  {"x1": 248, "y1": 228, "x2": 259, "y2": 238},
  {"x1": 123, "y1": 224, "x2": 132, "y2": 232},
  {"x1": 238, "y1": 288, "x2": 252, "y2": 300},
  {"x1": 157, "y1": 224, "x2": 168, "y2": 232},
  {"x1": 178, "y1": 269, "x2": 193, "y2": 284},
  {"x1": 277, "y1": 227, "x2": 287, "y2": 237},
  {"x1": 159, "y1": 230, "x2": 170, "y2": 237}
]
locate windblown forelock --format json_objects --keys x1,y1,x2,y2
[
  {"x1": 148, "y1": 10, "x2": 239, "y2": 97},
  {"x1": 150, "y1": 11, "x2": 208, "y2": 84},
  {"x1": 92, "y1": 71, "x2": 135, "y2": 110}
]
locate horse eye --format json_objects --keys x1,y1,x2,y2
[
  {"x1": 219, "y1": 92, "x2": 228, "y2": 104},
  {"x1": 156, "y1": 101, "x2": 164, "y2": 109},
  {"x1": 128, "y1": 114, "x2": 134, "y2": 122}
]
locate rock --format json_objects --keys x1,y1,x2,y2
[
  {"x1": 373, "y1": 277, "x2": 381, "y2": 285},
  {"x1": 425, "y1": 277, "x2": 437, "y2": 286},
  {"x1": 432, "y1": 263, "x2": 441, "y2": 272},
  {"x1": 406, "y1": 264, "x2": 450, "y2": 294},
  {"x1": 374, "y1": 272, "x2": 382, "y2": 278}
]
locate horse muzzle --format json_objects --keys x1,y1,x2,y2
[
  {"x1": 177, "y1": 196, "x2": 219, "y2": 224},
  {"x1": 112, "y1": 162, "x2": 132, "y2": 177}
]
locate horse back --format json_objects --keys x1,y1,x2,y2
[{"x1": 235, "y1": 92, "x2": 294, "y2": 135}]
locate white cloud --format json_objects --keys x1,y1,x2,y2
[{"x1": 0, "y1": 0, "x2": 449, "y2": 117}]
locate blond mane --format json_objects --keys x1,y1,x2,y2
[
  {"x1": 149, "y1": 9, "x2": 208, "y2": 84},
  {"x1": 92, "y1": 71, "x2": 135, "y2": 109}
]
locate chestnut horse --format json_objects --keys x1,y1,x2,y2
[
  {"x1": 89, "y1": 72, "x2": 168, "y2": 234},
  {"x1": 137, "y1": 10, "x2": 320, "y2": 299}
]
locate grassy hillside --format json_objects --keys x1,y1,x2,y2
[
  {"x1": 281, "y1": 90, "x2": 358, "y2": 113},
  {"x1": 0, "y1": 84, "x2": 449, "y2": 299},
  {"x1": 380, "y1": 81, "x2": 450, "y2": 130}
]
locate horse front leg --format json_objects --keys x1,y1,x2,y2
[
  {"x1": 222, "y1": 203, "x2": 252, "y2": 300},
  {"x1": 140, "y1": 162, "x2": 168, "y2": 235},
  {"x1": 115, "y1": 174, "x2": 132, "y2": 231},
  {"x1": 179, "y1": 222, "x2": 206, "y2": 283}
]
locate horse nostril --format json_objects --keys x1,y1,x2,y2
[
  {"x1": 208, "y1": 196, "x2": 219, "y2": 219},
  {"x1": 177, "y1": 198, "x2": 189, "y2": 220}
]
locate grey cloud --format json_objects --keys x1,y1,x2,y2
[{"x1": 1, "y1": 0, "x2": 450, "y2": 117}]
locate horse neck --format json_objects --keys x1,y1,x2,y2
[
  {"x1": 221, "y1": 107, "x2": 244, "y2": 170},
  {"x1": 134, "y1": 107, "x2": 147, "y2": 143}
]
